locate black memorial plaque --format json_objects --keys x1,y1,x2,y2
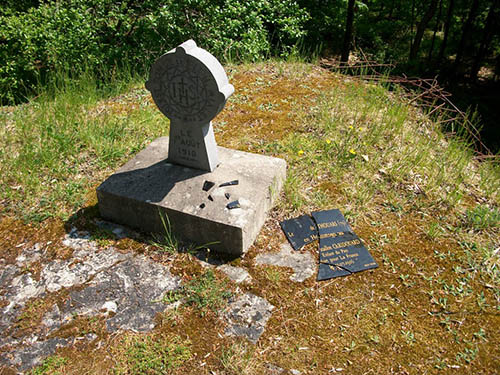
[
  {"x1": 280, "y1": 215, "x2": 318, "y2": 251},
  {"x1": 312, "y1": 209, "x2": 378, "y2": 281}
]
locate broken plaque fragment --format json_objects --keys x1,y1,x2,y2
[
  {"x1": 202, "y1": 181, "x2": 215, "y2": 192},
  {"x1": 208, "y1": 195, "x2": 214, "y2": 202},
  {"x1": 280, "y1": 215, "x2": 318, "y2": 251},
  {"x1": 225, "y1": 193, "x2": 231, "y2": 200},
  {"x1": 220, "y1": 180, "x2": 239, "y2": 187},
  {"x1": 227, "y1": 200, "x2": 240, "y2": 209},
  {"x1": 311, "y1": 209, "x2": 378, "y2": 281}
]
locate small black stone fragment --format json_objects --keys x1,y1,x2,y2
[
  {"x1": 200, "y1": 203, "x2": 206, "y2": 209},
  {"x1": 202, "y1": 181, "x2": 215, "y2": 191},
  {"x1": 219, "y1": 180, "x2": 239, "y2": 187},
  {"x1": 227, "y1": 200, "x2": 240, "y2": 209},
  {"x1": 208, "y1": 195, "x2": 214, "y2": 201},
  {"x1": 225, "y1": 193, "x2": 231, "y2": 200}
]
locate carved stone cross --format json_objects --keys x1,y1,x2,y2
[{"x1": 146, "y1": 40, "x2": 234, "y2": 171}]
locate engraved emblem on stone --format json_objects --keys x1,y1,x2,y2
[{"x1": 146, "y1": 40, "x2": 234, "y2": 171}]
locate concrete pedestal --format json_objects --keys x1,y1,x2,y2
[{"x1": 97, "y1": 137, "x2": 286, "y2": 255}]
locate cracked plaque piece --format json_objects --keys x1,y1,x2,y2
[
  {"x1": 202, "y1": 180, "x2": 215, "y2": 191},
  {"x1": 280, "y1": 214, "x2": 318, "y2": 251},
  {"x1": 227, "y1": 200, "x2": 241, "y2": 209},
  {"x1": 219, "y1": 180, "x2": 239, "y2": 187},
  {"x1": 146, "y1": 39, "x2": 234, "y2": 172},
  {"x1": 312, "y1": 209, "x2": 378, "y2": 281}
]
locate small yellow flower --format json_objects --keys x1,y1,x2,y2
[
  {"x1": 298, "y1": 150, "x2": 304, "y2": 156},
  {"x1": 326, "y1": 139, "x2": 331, "y2": 144},
  {"x1": 348, "y1": 125, "x2": 354, "y2": 130},
  {"x1": 349, "y1": 148, "x2": 356, "y2": 155},
  {"x1": 360, "y1": 127, "x2": 365, "y2": 131}
]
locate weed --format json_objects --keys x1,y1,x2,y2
[
  {"x1": 462, "y1": 205, "x2": 500, "y2": 230},
  {"x1": 30, "y1": 355, "x2": 67, "y2": 375},
  {"x1": 114, "y1": 334, "x2": 191, "y2": 375},
  {"x1": 219, "y1": 342, "x2": 253, "y2": 375},
  {"x1": 426, "y1": 221, "x2": 443, "y2": 239},
  {"x1": 476, "y1": 291, "x2": 489, "y2": 311},
  {"x1": 265, "y1": 268, "x2": 283, "y2": 282},
  {"x1": 163, "y1": 269, "x2": 232, "y2": 315},
  {"x1": 381, "y1": 253, "x2": 397, "y2": 273},
  {"x1": 151, "y1": 211, "x2": 179, "y2": 254},
  {"x1": 399, "y1": 274, "x2": 415, "y2": 287},
  {"x1": 474, "y1": 328, "x2": 487, "y2": 342},
  {"x1": 401, "y1": 329, "x2": 416, "y2": 345},
  {"x1": 456, "y1": 346, "x2": 478, "y2": 364},
  {"x1": 343, "y1": 340, "x2": 357, "y2": 352},
  {"x1": 369, "y1": 334, "x2": 380, "y2": 344}
]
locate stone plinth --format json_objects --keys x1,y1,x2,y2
[{"x1": 97, "y1": 137, "x2": 286, "y2": 255}]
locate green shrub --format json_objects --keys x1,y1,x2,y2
[{"x1": 0, "y1": 0, "x2": 309, "y2": 104}]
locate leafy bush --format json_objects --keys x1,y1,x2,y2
[{"x1": 0, "y1": 0, "x2": 309, "y2": 104}]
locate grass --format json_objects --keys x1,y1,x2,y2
[
  {"x1": 113, "y1": 334, "x2": 191, "y2": 375},
  {"x1": 2, "y1": 60, "x2": 499, "y2": 374},
  {"x1": 29, "y1": 356, "x2": 68, "y2": 375},
  {"x1": 150, "y1": 211, "x2": 180, "y2": 255},
  {"x1": 0, "y1": 69, "x2": 166, "y2": 222},
  {"x1": 163, "y1": 269, "x2": 233, "y2": 315}
]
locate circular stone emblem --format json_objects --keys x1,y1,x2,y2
[{"x1": 146, "y1": 40, "x2": 234, "y2": 126}]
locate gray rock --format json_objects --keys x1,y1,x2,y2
[
  {"x1": 16, "y1": 243, "x2": 43, "y2": 266},
  {"x1": 42, "y1": 246, "x2": 130, "y2": 293},
  {"x1": 41, "y1": 304, "x2": 63, "y2": 335},
  {"x1": 265, "y1": 363, "x2": 285, "y2": 374},
  {"x1": 95, "y1": 220, "x2": 132, "y2": 239},
  {"x1": 223, "y1": 293, "x2": 274, "y2": 344},
  {"x1": 1, "y1": 337, "x2": 69, "y2": 372},
  {"x1": 255, "y1": 243, "x2": 316, "y2": 282},
  {"x1": 218, "y1": 264, "x2": 251, "y2": 283},
  {"x1": 62, "y1": 255, "x2": 180, "y2": 332},
  {"x1": 0, "y1": 231, "x2": 182, "y2": 372},
  {"x1": 0, "y1": 264, "x2": 18, "y2": 289}
]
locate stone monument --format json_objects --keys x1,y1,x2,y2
[
  {"x1": 96, "y1": 40, "x2": 286, "y2": 255},
  {"x1": 145, "y1": 40, "x2": 233, "y2": 172}
]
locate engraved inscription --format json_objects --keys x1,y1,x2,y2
[{"x1": 171, "y1": 128, "x2": 201, "y2": 162}]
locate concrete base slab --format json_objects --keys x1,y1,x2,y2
[{"x1": 97, "y1": 137, "x2": 286, "y2": 255}]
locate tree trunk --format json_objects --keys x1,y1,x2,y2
[
  {"x1": 453, "y1": 0, "x2": 480, "y2": 74},
  {"x1": 470, "y1": 1, "x2": 499, "y2": 80},
  {"x1": 389, "y1": 0, "x2": 396, "y2": 18},
  {"x1": 341, "y1": 0, "x2": 356, "y2": 64},
  {"x1": 438, "y1": 0, "x2": 455, "y2": 62},
  {"x1": 409, "y1": 0, "x2": 439, "y2": 61},
  {"x1": 410, "y1": 0, "x2": 416, "y2": 53},
  {"x1": 428, "y1": 0, "x2": 443, "y2": 63}
]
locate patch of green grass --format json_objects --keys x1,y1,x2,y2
[
  {"x1": 0, "y1": 68, "x2": 165, "y2": 221},
  {"x1": 30, "y1": 355, "x2": 68, "y2": 375},
  {"x1": 150, "y1": 211, "x2": 179, "y2": 255},
  {"x1": 273, "y1": 77, "x2": 498, "y2": 216},
  {"x1": 463, "y1": 204, "x2": 500, "y2": 230},
  {"x1": 164, "y1": 269, "x2": 232, "y2": 315},
  {"x1": 219, "y1": 342, "x2": 253, "y2": 375},
  {"x1": 265, "y1": 267, "x2": 283, "y2": 282},
  {"x1": 114, "y1": 334, "x2": 191, "y2": 375}
]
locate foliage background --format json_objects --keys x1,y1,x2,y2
[{"x1": 0, "y1": 0, "x2": 309, "y2": 103}]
